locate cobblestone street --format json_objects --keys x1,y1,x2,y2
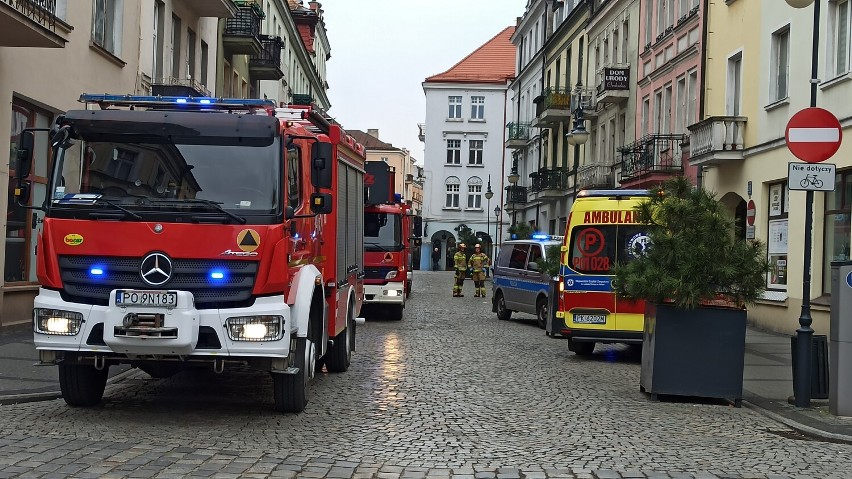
[{"x1": 1, "y1": 272, "x2": 851, "y2": 478}]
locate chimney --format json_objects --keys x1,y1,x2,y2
[{"x1": 367, "y1": 129, "x2": 380, "y2": 139}]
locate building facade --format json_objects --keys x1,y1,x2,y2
[
  {"x1": 349, "y1": 129, "x2": 420, "y2": 211},
  {"x1": 0, "y1": 0, "x2": 232, "y2": 328},
  {"x1": 421, "y1": 27, "x2": 516, "y2": 271}
]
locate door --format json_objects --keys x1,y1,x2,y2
[
  {"x1": 565, "y1": 224, "x2": 617, "y2": 331},
  {"x1": 503, "y1": 243, "x2": 530, "y2": 311}
]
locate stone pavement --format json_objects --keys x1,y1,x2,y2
[{"x1": 0, "y1": 272, "x2": 850, "y2": 478}]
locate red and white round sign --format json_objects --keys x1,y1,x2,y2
[
  {"x1": 746, "y1": 200, "x2": 756, "y2": 226},
  {"x1": 785, "y1": 107, "x2": 842, "y2": 163}
]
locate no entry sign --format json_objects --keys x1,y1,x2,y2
[
  {"x1": 746, "y1": 200, "x2": 756, "y2": 226},
  {"x1": 785, "y1": 108, "x2": 842, "y2": 163}
]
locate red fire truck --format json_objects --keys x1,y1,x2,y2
[
  {"x1": 14, "y1": 94, "x2": 366, "y2": 413},
  {"x1": 362, "y1": 162, "x2": 421, "y2": 320}
]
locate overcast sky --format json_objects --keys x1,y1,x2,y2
[{"x1": 320, "y1": 0, "x2": 525, "y2": 164}]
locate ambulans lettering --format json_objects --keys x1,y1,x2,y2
[{"x1": 583, "y1": 210, "x2": 636, "y2": 224}]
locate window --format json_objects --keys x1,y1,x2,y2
[
  {"x1": 105, "y1": 148, "x2": 138, "y2": 180},
  {"x1": 687, "y1": 69, "x2": 698, "y2": 127},
  {"x1": 663, "y1": 83, "x2": 673, "y2": 134},
  {"x1": 446, "y1": 139, "x2": 461, "y2": 165},
  {"x1": 645, "y1": 0, "x2": 654, "y2": 45},
  {"x1": 832, "y1": 0, "x2": 851, "y2": 75},
  {"x1": 657, "y1": 0, "x2": 666, "y2": 35},
  {"x1": 171, "y1": 14, "x2": 182, "y2": 79},
  {"x1": 92, "y1": 0, "x2": 122, "y2": 55},
  {"x1": 187, "y1": 29, "x2": 196, "y2": 80},
  {"x1": 153, "y1": 1, "x2": 164, "y2": 80},
  {"x1": 507, "y1": 244, "x2": 531, "y2": 269},
  {"x1": 653, "y1": 89, "x2": 663, "y2": 133},
  {"x1": 445, "y1": 176, "x2": 460, "y2": 208},
  {"x1": 471, "y1": 96, "x2": 485, "y2": 120},
  {"x1": 824, "y1": 172, "x2": 852, "y2": 293},
  {"x1": 287, "y1": 146, "x2": 301, "y2": 209},
  {"x1": 200, "y1": 41, "x2": 209, "y2": 87},
  {"x1": 676, "y1": 76, "x2": 687, "y2": 133},
  {"x1": 642, "y1": 97, "x2": 651, "y2": 136},
  {"x1": 768, "y1": 182, "x2": 790, "y2": 291},
  {"x1": 613, "y1": 31, "x2": 619, "y2": 66},
  {"x1": 469, "y1": 140, "x2": 483, "y2": 165},
  {"x1": 727, "y1": 53, "x2": 742, "y2": 115},
  {"x1": 623, "y1": 21, "x2": 629, "y2": 63},
  {"x1": 568, "y1": 225, "x2": 650, "y2": 275},
  {"x1": 448, "y1": 96, "x2": 462, "y2": 119},
  {"x1": 771, "y1": 27, "x2": 790, "y2": 101},
  {"x1": 467, "y1": 176, "x2": 482, "y2": 209},
  {"x1": 527, "y1": 244, "x2": 543, "y2": 270}
]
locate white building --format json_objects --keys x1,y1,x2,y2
[{"x1": 419, "y1": 27, "x2": 516, "y2": 270}]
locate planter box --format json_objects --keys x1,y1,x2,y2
[{"x1": 640, "y1": 302, "x2": 746, "y2": 406}]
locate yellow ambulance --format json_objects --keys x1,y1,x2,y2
[{"x1": 557, "y1": 189, "x2": 652, "y2": 356}]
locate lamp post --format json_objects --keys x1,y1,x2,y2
[
  {"x1": 485, "y1": 176, "x2": 494, "y2": 277},
  {"x1": 785, "y1": 0, "x2": 819, "y2": 409},
  {"x1": 566, "y1": 82, "x2": 591, "y2": 197},
  {"x1": 507, "y1": 164, "x2": 520, "y2": 227},
  {"x1": 494, "y1": 205, "x2": 501, "y2": 260}
]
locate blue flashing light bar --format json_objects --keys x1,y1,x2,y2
[
  {"x1": 79, "y1": 94, "x2": 275, "y2": 109},
  {"x1": 532, "y1": 234, "x2": 551, "y2": 240}
]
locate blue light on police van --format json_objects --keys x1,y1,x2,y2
[
  {"x1": 532, "y1": 234, "x2": 551, "y2": 240},
  {"x1": 510, "y1": 234, "x2": 518, "y2": 239},
  {"x1": 176, "y1": 98, "x2": 187, "y2": 104},
  {"x1": 199, "y1": 99, "x2": 212, "y2": 104}
]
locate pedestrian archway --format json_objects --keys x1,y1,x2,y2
[
  {"x1": 430, "y1": 230, "x2": 455, "y2": 271},
  {"x1": 720, "y1": 192, "x2": 747, "y2": 240}
]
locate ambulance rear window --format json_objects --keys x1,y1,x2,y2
[{"x1": 568, "y1": 225, "x2": 651, "y2": 275}]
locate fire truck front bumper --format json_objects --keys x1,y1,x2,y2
[
  {"x1": 363, "y1": 282, "x2": 405, "y2": 305},
  {"x1": 32, "y1": 288, "x2": 292, "y2": 359}
]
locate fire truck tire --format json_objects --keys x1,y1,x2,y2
[
  {"x1": 389, "y1": 304, "x2": 404, "y2": 321},
  {"x1": 406, "y1": 281, "x2": 412, "y2": 298},
  {"x1": 58, "y1": 362, "x2": 108, "y2": 407},
  {"x1": 273, "y1": 336, "x2": 313, "y2": 413},
  {"x1": 325, "y1": 319, "x2": 353, "y2": 373},
  {"x1": 495, "y1": 291, "x2": 512, "y2": 321}
]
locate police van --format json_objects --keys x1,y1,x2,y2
[
  {"x1": 491, "y1": 234, "x2": 563, "y2": 329},
  {"x1": 557, "y1": 189, "x2": 652, "y2": 355}
]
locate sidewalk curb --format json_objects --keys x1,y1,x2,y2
[
  {"x1": 0, "y1": 367, "x2": 140, "y2": 406},
  {"x1": 743, "y1": 399, "x2": 852, "y2": 444}
]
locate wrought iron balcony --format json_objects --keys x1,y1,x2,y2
[
  {"x1": 570, "y1": 86, "x2": 598, "y2": 119},
  {"x1": 596, "y1": 64, "x2": 631, "y2": 104},
  {"x1": 576, "y1": 164, "x2": 615, "y2": 190},
  {"x1": 250, "y1": 35, "x2": 285, "y2": 81},
  {"x1": 687, "y1": 116, "x2": 748, "y2": 167},
  {"x1": 529, "y1": 168, "x2": 570, "y2": 195},
  {"x1": 505, "y1": 185, "x2": 528, "y2": 206},
  {"x1": 532, "y1": 87, "x2": 572, "y2": 127},
  {"x1": 506, "y1": 122, "x2": 531, "y2": 149},
  {"x1": 0, "y1": 0, "x2": 65, "y2": 48},
  {"x1": 223, "y1": 1, "x2": 263, "y2": 55},
  {"x1": 619, "y1": 134, "x2": 687, "y2": 183}
]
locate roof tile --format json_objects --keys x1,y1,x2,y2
[{"x1": 425, "y1": 26, "x2": 516, "y2": 84}]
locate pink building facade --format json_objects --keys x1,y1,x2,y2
[{"x1": 620, "y1": 0, "x2": 702, "y2": 189}]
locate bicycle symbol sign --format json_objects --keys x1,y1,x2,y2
[{"x1": 788, "y1": 162, "x2": 836, "y2": 192}]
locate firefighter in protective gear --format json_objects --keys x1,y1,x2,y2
[
  {"x1": 452, "y1": 243, "x2": 467, "y2": 297},
  {"x1": 469, "y1": 244, "x2": 490, "y2": 297}
]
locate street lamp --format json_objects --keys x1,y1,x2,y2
[
  {"x1": 485, "y1": 176, "x2": 494, "y2": 277},
  {"x1": 507, "y1": 167, "x2": 519, "y2": 227},
  {"x1": 494, "y1": 205, "x2": 501, "y2": 260},
  {"x1": 785, "y1": 0, "x2": 819, "y2": 409},
  {"x1": 566, "y1": 82, "x2": 590, "y2": 198}
]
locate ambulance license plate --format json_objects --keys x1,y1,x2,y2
[
  {"x1": 573, "y1": 314, "x2": 607, "y2": 324},
  {"x1": 116, "y1": 290, "x2": 177, "y2": 308}
]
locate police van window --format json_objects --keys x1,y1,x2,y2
[
  {"x1": 569, "y1": 225, "x2": 617, "y2": 274},
  {"x1": 497, "y1": 244, "x2": 514, "y2": 267},
  {"x1": 507, "y1": 244, "x2": 530, "y2": 269},
  {"x1": 527, "y1": 244, "x2": 543, "y2": 270},
  {"x1": 287, "y1": 146, "x2": 301, "y2": 209}
]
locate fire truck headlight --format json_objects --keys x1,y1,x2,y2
[
  {"x1": 34, "y1": 309, "x2": 83, "y2": 336},
  {"x1": 385, "y1": 270, "x2": 398, "y2": 280},
  {"x1": 226, "y1": 316, "x2": 284, "y2": 342},
  {"x1": 383, "y1": 289, "x2": 402, "y2": 297}
]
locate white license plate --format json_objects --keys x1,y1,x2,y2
[
  {"x1": 116, "y1": 290, "x2": 178, "y2": 308},
  {"x1": 573, "y1": 314, "x2": 607, "y2": 324}
]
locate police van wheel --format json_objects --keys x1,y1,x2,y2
[
  {"x1": 535, "y1": 296, "x2": 548, "y2": 329},
  {"x1": 496, "y1": 292, "x2": 512, "y2": 321},
  {"x1": 571, "y1": 340, "x2": 595, "y2": 356},
  {"x1": 273, "y1": 337, "x2": 313, "y2": 413},
  {"x1": 59, "y1": 362, "x2": 108, "y2": 407}
]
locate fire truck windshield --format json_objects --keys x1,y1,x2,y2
[
  {"x1": 47, "y1": 138, "x2": 282, "y2": 222},
  {"x1": 364, "y1": 212, "x2": 402, "y2": 251}
]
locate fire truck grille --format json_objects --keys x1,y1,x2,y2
[
  {"x1": 363, "y1": 266, "x2": 397, "y2": 280},
  {"x1": 58, "y1": 256, "x2": 259, "y2": 309}
]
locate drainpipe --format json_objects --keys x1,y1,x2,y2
[{"x1": 695, "y1": 0, "x2": 710, "y2": 190}]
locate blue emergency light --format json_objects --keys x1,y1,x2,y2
[
  {"x1": 532, "y1": 234, "x2": 551, "y2": 240},
  {"x1": 209, "y1": 269, "x2": 228, "y2": 283},
  {"x1": 79, "y1": 94, "x2": 275, "y2": 109}
]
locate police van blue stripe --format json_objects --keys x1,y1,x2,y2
[{"x1": 493, "y1": 276, "x2": 548, "y2": 293}]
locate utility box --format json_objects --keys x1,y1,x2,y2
[{"x1": 830, "y1": 261, "x2": 852, "y2": 416}]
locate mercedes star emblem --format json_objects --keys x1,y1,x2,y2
[
  {"x1": 153, "y1": 224, "x2": 164, "y2": 233},
  {"x1": 140, "y1": 252, "x2": 173, "y2": 286}
]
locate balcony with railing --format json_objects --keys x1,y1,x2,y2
[
  {"x1": 250, "y1": 35, "x2": 285, "y2": 81},
  {"x1": 571, "y1": 86, "x2": 598, "y2": 119},
  {"x1": 506, "y1": 122, "x2": 531, "y2": 149},
  {"x1": 687, "y1": 116, "x2": 748, "y2": 167},
  {"x1": 529, "y1": 168, "x2": 570, "y2": 197},
  {"x1": 223, "y1": 1, "x2": 263, "y2": 55},
  {"x1": 182, "y1": 0, "x2": 237, "y2": 18},
  {"x1": 531, "y1": 88, "x2": 572, "y2": 128},
  {"x1": 619, "y1": 134, "x2": 687, "y2": 187},
  {"x1": 0, "y1": 0, "x2": 65, "y2": 48},
  {"x1": 595, "y1": 64, "x2": 631, "y2": 104},
  {"x1": 576, "y1": 164, "x2": 615, "y2": 190},
  {"x1": 151, "y1": 77, "x2": 211, "y2": 97},
  {"x1": 504, "y1": 185, "x2": 528, "y2": 206}
]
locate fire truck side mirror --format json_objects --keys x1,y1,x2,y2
[
  {"x1": 412, "y1": 216, "x2": 423, "y2": 237},
  {"x1": 310, "y1": 192, "x2": 333, "y2": 215},
  {"x1": 285, "y1": 206, "x2": 295, "y2": 220},
  {"x1": 15, "y1": 130, "x2": 35, "y2": 180},
  {"x1": 310, "y1": 142, "x2": 333, "y2": 190}
]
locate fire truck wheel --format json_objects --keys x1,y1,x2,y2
[
  {"x1": 389, "y1": 304, "x2": 404, "y2": 321},
  {"x1": 406, "y1": 281, "x2": 412, "y2": 298},
  {"x1": 273, "y1": 337, "x2": 314, "y2": 413},
  {"x1": 325, "y1": 319, "x2": 353, "y2": 373},
  {"x1": 495, "y1": 291, "x2": 512, "y2": 321},
  {"x1": 536, "y1": 295, "x2": 548, "y2": 330},
  {"x1": 58, "y1": 362, "x2": 108, "y2": 407}
]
